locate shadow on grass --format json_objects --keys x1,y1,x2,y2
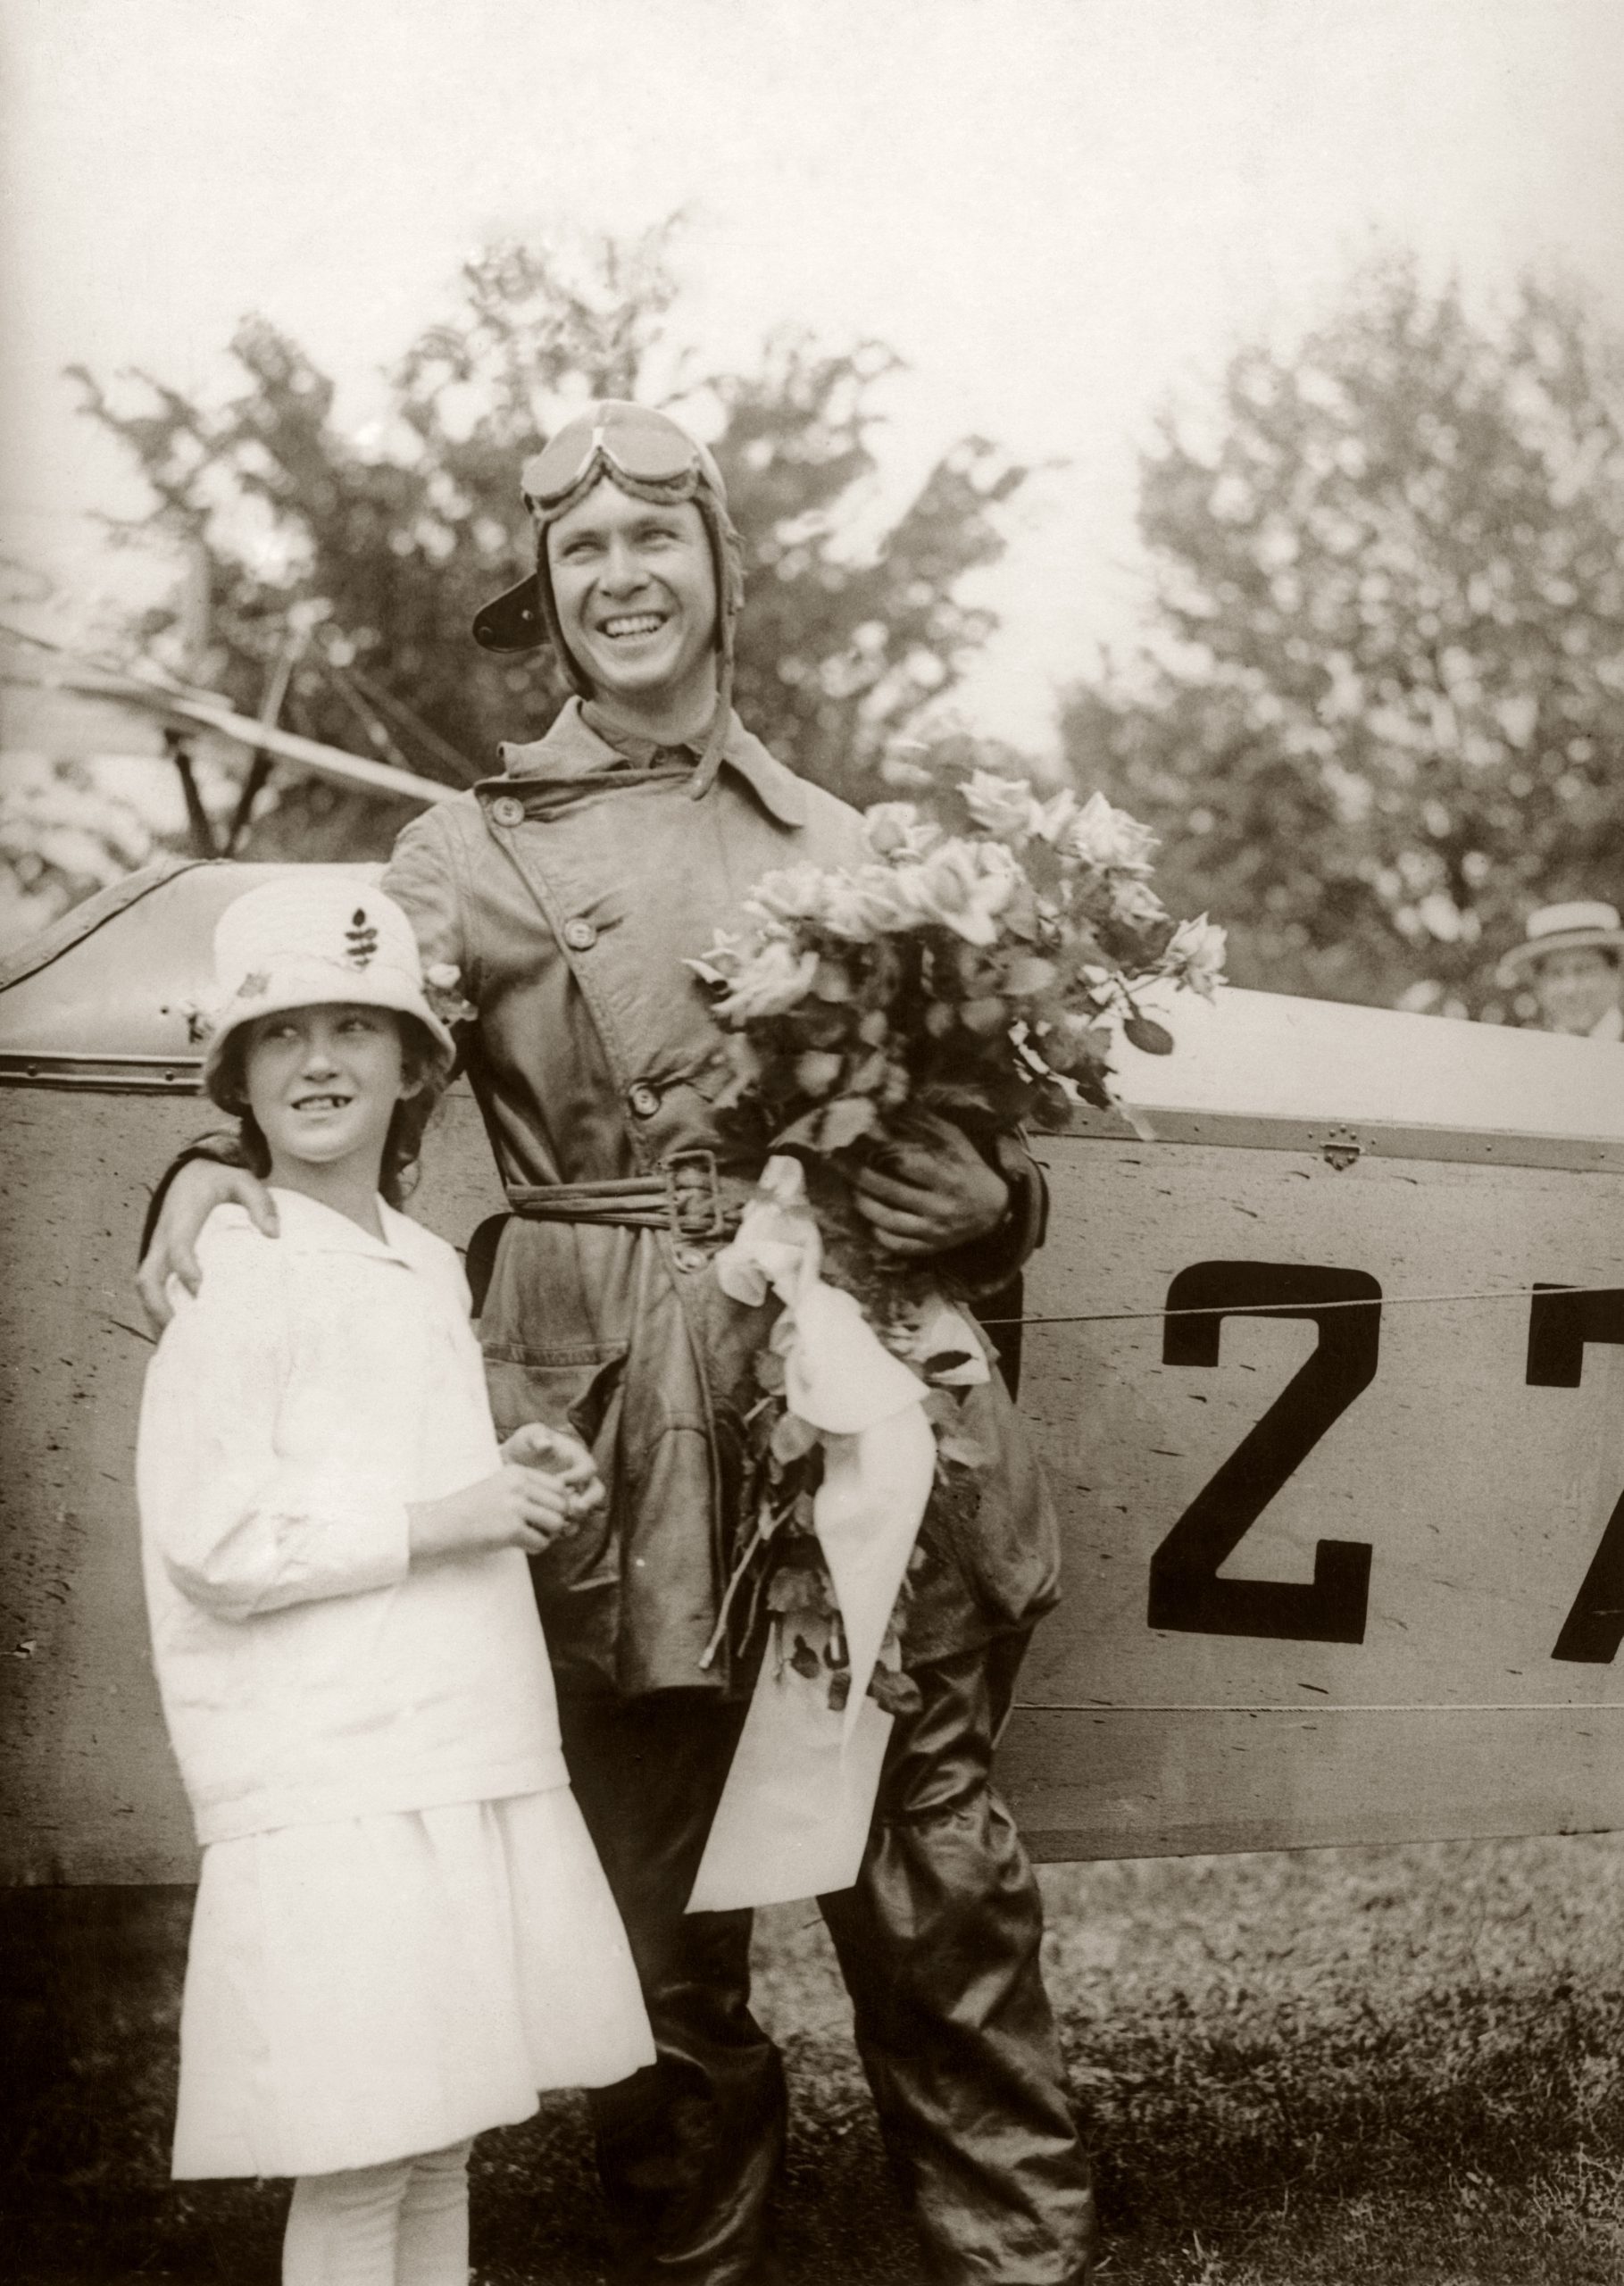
[{"x1": 5, "y1": 1839, "x2": 1624, "y2": 2282}]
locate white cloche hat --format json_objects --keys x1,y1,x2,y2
[
  {"x1": 201, "y1": 873, "x2": 458, "y2": 1097},
  {"x1": 1497, "y1": 899, "x2": 1624, "y2": 986}
]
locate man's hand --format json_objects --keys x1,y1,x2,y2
[
  {"x1": 137, "y1": 1161, "x2": 279, "y2": 1333},
  {"x1": 408, "y1": 1464, "x2": 579, "y2": 1564},
  {"x1": 500, "y1": 1422, "x2": 606, "y2": 1522},
  {"x1": 850, "y1": 1113, "x2": 1010, "y2": 1259}
]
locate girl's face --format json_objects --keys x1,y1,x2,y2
[{"x1": 242, "y1": 1004, "x2": 414, "y2": 1181}]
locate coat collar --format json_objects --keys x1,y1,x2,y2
[
  {"x1": 264, "y1": 1186, "x2": 429, "y2": 1267},
  {"x1": 482, "y1": 697, "x2": 807, "y2": 829}
]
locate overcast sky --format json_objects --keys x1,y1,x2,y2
[{"x1": 4, "y1": 0, "x2": 1623, "y2": 753}]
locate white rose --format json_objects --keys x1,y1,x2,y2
[
  {"x1": 864, "y1": 803, "x2": 943, "y2": 861},
  {"x1": 897, "y1": 840, "x2": 1017, "y2": 946},
  {"x1": 1164, "y1": 914, "x2": 1228, "y2": 1000},
  {"x1": 961, "y1": 769, "x2": 1038, "y2": 838},
  {"x1": 745, "y1": 863, "x2": 833, "y2": 926},
  {"x1": 820, "y1": 865, "x2": 916, "y2": 939},
  {"x1": 1027, "y1": 788, "x2": 1079, "y2": 845},
  {"x1": 977, "y1": 839, "x2": 1023, "y2": 888},
  {"x1": 685, "y1": 928, "x2": 750, "y2": 987},
  {"x1": 1109, "y1": 877, "x2": 1168, "y2": 928},
  {"x1": 712, "y1": 937, "x2": 821, "y2": 1020},
  {"x1": 1065, "y1": 790, "x2": 1158, "y2": 876}
]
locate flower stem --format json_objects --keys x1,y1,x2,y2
[{"x1": 698, "y1": 1514, "x2": 770, "y2": 1670}]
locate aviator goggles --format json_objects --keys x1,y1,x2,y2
[{"x1": 520, "y1": 402, "x2": 718, "y2": 514}]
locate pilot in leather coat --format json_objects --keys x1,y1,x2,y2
[{"x1": 148, "y1": 402, "x2": 1097, "y2": 2286}]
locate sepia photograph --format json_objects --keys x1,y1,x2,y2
[{"x1": 4, "y1": 3, "x2": 1624, "y2": 2280}]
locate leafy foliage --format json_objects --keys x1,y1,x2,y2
[
  {"x1": 0, "y1": 753, "x2": 171, "y2": 950},
  {"x1": 712, "y1": 347, "x2": 1023, "y2": 797},
  {"x1": 1061, "y1": 259, "x2": 1624, "y2": 1014},
  {"x1": 70, "y1": 232, "x2": 1028, "y2": 857}
]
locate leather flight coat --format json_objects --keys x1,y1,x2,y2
[{"x1": 385, "y1": 700, "x2": 1062, "y2": 1699}]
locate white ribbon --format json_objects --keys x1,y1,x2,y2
[{"x1": 686, "y1": 1157, "x2": 985, "y2": 1911}]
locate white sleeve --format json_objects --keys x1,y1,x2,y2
[{"x1": 137, "y1": 1235, "x2": 412, "y2": 1622}]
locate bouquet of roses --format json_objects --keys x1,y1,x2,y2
[
  {"x1": 685, "y1": 754, "x2": 1225, "y2": 1730},
  {"x1": 693, "y1": 761, "x2": 1222, "y2": 1150}
]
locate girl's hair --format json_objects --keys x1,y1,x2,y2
[{"x1": 207, "y1": 1011, "x2": 449, "y2": 1209}]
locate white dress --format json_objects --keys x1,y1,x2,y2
[
  {"x1": 137, "y1": 1195, "x2": 655, "y2": 2182},
  {"x1": 174, "y1": 1790, "x2": 654, "y2": 2181}
]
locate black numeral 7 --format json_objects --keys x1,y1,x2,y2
[
  {"x1": 1528, "y1": 1285, "x2": 1624, "y2": 1664},
  {"x1": 1147, "y1": 1262, "x2": 1381, "y2": 1644}
]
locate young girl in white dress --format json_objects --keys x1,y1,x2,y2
[{"x1": 137, "y1": 875, "x2": 654, "y2": 2285}]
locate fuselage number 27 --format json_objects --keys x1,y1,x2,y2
[{"x1": 1144, "y1": 1263, "x2": 1624, "y2": 1663}]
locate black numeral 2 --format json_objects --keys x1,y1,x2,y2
[
  {"x1": 1147, "y1": 1263, "x2": 1381, "y2": 1643},
  {"x1": 1528, "y1": 1285, "x2": 1624, "y2": 1663}
]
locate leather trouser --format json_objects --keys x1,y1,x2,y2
[{"x1": 557, "y1": 1636, "x2": 1097, "y2": 2286}]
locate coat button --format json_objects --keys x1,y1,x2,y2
[
  {"x1": 562, "y1": 917, "x2": 597, "y2": 952},
  {"x1": 628, "y1": 1082, "x2": 661, "y2": 1119},
  {"x1": 673, "y1": 1244, "x2": 709, "y2": 1273},
  {"x1": 490, "y1": 795, "x2": 526, "y2": 827}
]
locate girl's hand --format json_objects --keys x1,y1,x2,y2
[
  {"x1": 500, "y1": 1423, "x2": 606, "y2": 1520},
  {"x1": 408, "y1": 1465, "x2": 578, "y2": 1564},
  {"x1": 850, "y1": 1113, "x2": 1010, "y2": 1257}
]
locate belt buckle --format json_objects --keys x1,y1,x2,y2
[{"x1": 663, "y1": 1149, "x2": 726, "y2": 1239}]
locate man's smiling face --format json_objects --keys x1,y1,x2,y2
[{"x1": 545, "y1": 479, "x2": 719, "y2": 717}]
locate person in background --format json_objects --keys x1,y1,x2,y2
[
  {"x1": 1498, "y1": 901, "x2": 1624, "y2": 1039},
  {"x1": 137, "y1": 875, "x2": 653, "y2": 2286}
]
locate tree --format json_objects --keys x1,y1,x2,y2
[
  {"x1": 0, "y1": 753, "x2": 163, "y2": 950},
  {"x1": 1060, "y1": 258, "x2": 1624, "y2": 1014},
  {"x1": 70, "y1": 231, "x2": 1027, "y2": 859}
]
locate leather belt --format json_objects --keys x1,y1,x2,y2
[{"x1": 505, "y1": 1149, "x2": 754, "y2": 1239}]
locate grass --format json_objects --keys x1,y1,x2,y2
[{"x1": 5, "y1": 1836, "x2": 1624, "y2": 2282}]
